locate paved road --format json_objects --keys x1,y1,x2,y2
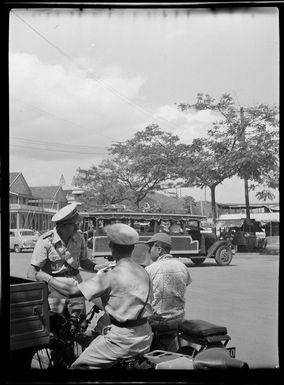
[{"x1": 9, "y1": 251, "x2": 279, "y2": 369}]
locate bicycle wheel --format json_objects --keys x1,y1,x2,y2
[
  {"x1": 30, "y1": 340, "x2": 85, "y2": 369},
  {"x1": 31, "y1": 347, "x2": 55, "y2": 369}
]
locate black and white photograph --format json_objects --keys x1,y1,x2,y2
[{"x1": 4, "y1": 2, "x2": 280, "y2": 382}]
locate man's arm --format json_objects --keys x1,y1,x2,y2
[
  {"x1": 27, "y1": 264, "x2": 40, "y2": 280},
  {"x1": 27, "y1": 236, "x2": 47, "y2": 279},
  {"x1": 36, "y1": 271, "x2": 82, "y2": 298},
  {"x1": 80, "y1": 258, "x2": 98, "y2": 272}
]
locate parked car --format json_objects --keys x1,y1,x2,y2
[{"x1": 10, "y1": 228, "x2": 39, "y2": 253}]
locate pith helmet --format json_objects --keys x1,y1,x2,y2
[{"x1": 105, "y1": 223, "x2": 139, "y2": 245}]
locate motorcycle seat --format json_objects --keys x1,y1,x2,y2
[
  {"x1": 179, "y1": 319, "x2": 228, "y2": 337},
  {"x1": 193, "y1": 347, "x2": 249, "y2": 369}
]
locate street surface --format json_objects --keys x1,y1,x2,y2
[{"x1": 9, "y1": 251, "x2": 279, "y2": 369}]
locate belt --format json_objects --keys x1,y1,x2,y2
[
  {"x1": 110, "y1": 317, "x2": 148, "y2": 328},
  {"x1": 53, "y1": 269, "x2": 79, "y2": 278}
]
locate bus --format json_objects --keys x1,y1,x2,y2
[{"x1": 79, "y1": 210, "x2": 234, "y2": 266}]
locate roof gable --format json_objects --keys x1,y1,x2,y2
[{"x1": 9, "y1": 172, "x2": 32, "y2": 196}]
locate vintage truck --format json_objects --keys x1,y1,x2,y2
[
  {"x1": 10, "y1": 276, "x2": 50, "y2": 368},
  {"x1": 80, "y1": 211, "x2": 234, "y2": 266}
]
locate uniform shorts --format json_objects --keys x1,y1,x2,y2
[{"x1": 71, "y1": 322, "x2": 153, "y2": 369}]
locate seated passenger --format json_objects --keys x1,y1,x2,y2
[{"x1": 145, "y1": 233, "x2": 192, "y2": 350}]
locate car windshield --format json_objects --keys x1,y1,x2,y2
[{"x1": 20, "y1": 230, "x2": 35, "y2": 236}]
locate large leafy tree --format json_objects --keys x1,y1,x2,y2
[
  {"x1": 107, "y1": 124, "x2": 188, "y2": 208},
  {"x1": 178, "y1": 137, "x2": 239, "y2": 223},
  {"x1": 73, "y1": 163, "x2": 132, "y2": 207},
  {"x1": 74, "y1": 124, "x2": 188, "y2": 209},
  {"x1": 177, "y1": 93, "x2": 279, "y2": 222}
]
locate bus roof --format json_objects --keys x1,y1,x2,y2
[{"x1": 78, "y1": 211, "x2": 206, "y2": 221}]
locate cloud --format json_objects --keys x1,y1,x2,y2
[
  {"x1": 155, "y1": 104, "x2": 217, "y2": 144},
  {"x1": 9, "y1": 52, "x2": 149, "y2": 161}
]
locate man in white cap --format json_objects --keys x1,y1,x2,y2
[
  {"x1": 145, "y1": 232, "x2": 192, "y2": 350},
  {"x1": 35, "y1": 223, "x2": 153, "y2": 369},
  {"x1": 27, "y1": 203, "x2": 106, "y2": 315}
]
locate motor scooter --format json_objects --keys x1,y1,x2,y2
[
  {"x1": 144, "y1": 318, "x2": 249, "y2": 369},
  {"x1": 82, "y1": 305, "x2": 249, "y2": 370}
]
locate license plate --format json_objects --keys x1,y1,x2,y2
[{"x1": 227, "y1": 347, "x2": 236, "y2": 358}]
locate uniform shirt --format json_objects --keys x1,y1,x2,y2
[
  {"x1": 145, "y1": 254, "x2": 192, "y2": 322},
  {"x1": 30, "y1": 228, "x2": 88, "y2": 276},
  {"x1": 78, "y1": 258, "x2": 153, "y2": 323}
]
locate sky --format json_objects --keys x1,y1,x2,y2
[{"x1": 9, "y1": 6, "x2": 279, "y2": 204}]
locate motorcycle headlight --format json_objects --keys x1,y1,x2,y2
[{"x1": 243, "y1": 233, "x2": 250, "y2": 238}]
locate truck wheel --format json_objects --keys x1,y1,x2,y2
[
  {"x1": 190, "y1": 258, "x2": 206, "y2": 265},
  {"x1": 14, "y1": 245, "x2": 21, "y2": 253},
  {"x1": 215, "y1": 245, "x2": 233, "y2": 266}
]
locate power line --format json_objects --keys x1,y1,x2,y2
[
  {"x1": 11, "y1": 10, "x2": 180, "y2": 134},
  {"x1": 11, "y1": 143, "x2": 107, "y2": 156},
  {"x1": 11, "y1": 136, "x2": 109, "y2": 151}
]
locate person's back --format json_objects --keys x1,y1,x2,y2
[
  {"x1": 146, "y1": 255, "x2": 190, "y2": 325},
  {"x1": 144, "y1": 233, "x2": 191, "y2": 351},
  {"x1": 80, "y1": 256, "x2": 152, "y2": 323},
  {"x1": 71, "y1": 223, "x2": 153, "y2": 369},
  {"x1": 145, "y1": 232, "x2": 192, "y2": 330}
]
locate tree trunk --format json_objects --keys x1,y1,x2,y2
[
  {"x1": 244, "y1": 178, "x2": 250, "y2": 219},
  {"x1": 210, "y1": 185, "x2": 217, "y2": 232}
]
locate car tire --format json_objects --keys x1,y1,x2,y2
[
  {"x1": 190, "y1": 258, "x2": 206, "y2": 265},
  {"x1": 215, "y1": 245, "x2": 233, "y2": 266},
  {"x1": 14, "y1": 245, "x2": 21, "y2": 253}
]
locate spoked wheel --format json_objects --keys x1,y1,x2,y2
[
  {"x1": 31, "y1": 347, "x2": 55, "y2": 369},
  {"x1": 215, "y1": 245, "x2": 233, "y2": 266},
  {"x1": 30, "y1": 340, "x2": 84, "y2": 369}
]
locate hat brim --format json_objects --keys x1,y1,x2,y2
[{"x1": 56, "y1": 213, "x2": 80, "y2": 225}]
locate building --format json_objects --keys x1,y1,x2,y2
[
  {"x1": 216, "y1": 202, "x2": 279, "y2": 237},
  {"x1": 61, "y1": 184, "x2": 85, "y2": 204},
  {"x1": 10, "y1": 172, "x2": 68, "y2": 231}
]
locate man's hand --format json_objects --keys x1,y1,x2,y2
[
  {"x1": 97, "y1": 261, "x2": 116, "y2": 275},
  {"x1": 35, "y1": 271, "x2": 51, "y2": 283},
  {"x1": 96, "y1": 260, "x2": 114, "y2": 270}
]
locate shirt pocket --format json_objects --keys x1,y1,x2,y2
[{"x1": 48, "y1": 248, "x2": 62, "y2": 262}]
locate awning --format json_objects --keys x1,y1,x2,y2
[{"x1": 216, "y1": 219, "x2": 245, "y2": 228}]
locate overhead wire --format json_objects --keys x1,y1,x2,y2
[
  {"x1": 11, "y1": 10, "x2": 180, "y2": 135},
  {"x1": 11, "y1": 136, "x2": 108, "y2": 151},
  {"x1": 11, "y1": 143, "x2": 107, "y2": 156}
]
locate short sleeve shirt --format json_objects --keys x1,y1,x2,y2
[
  {"x1": 78, "y1": 258, "x2": 153, "y2": 322},
  {"x1": 145, "y1": 254, "x2": 192, "y2": 321},
  {"x1": 30, "y1": 228, "x2": 88, "y2": 275}
]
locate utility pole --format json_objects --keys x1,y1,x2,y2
[
  {"x1": 240, "y1": 107, "x2": 250, "y2": 219},
  {"x1": 204, "y1": 186, "x2": 207, "y2": 217}
]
